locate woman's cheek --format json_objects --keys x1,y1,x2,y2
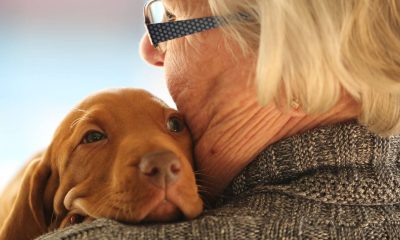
[
  {"x1": 164, "y1": 50, "x2": 192, "y2": 101},
  {"x1": 163, "y1": 31, "x2": 225, "y2": 101}
]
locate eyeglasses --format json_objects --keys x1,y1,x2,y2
[
  {"x1": 144, "y1": 0, "x2": 223, "y2": 48},
  {"x1": 144, "y1": 0, "x2": 249, "y2": 48}
]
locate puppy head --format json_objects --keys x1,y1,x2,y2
[
  {"x1": 43, "y1": 89, "x2": 203, "y2": 228},
  {"x1": 0, "y1": 88, "x2": 203, "y2": 240}
]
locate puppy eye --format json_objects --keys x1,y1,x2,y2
[
  {"x1": 167, "y1": 116, "x2": 185, "y2": 133},
  {"x1": 69, "y1": 214, "x2": 85, "y2": 225},
  {"x1": 61, "y1": 214, "x2": 86, "y2": 228},
  {"x1": 81, "y1": 130, "x2": 107, "y2": 144}
]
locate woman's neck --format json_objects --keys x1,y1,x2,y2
[{"x1": 178, "y1": 85, "x2": 360, "y2": 198}]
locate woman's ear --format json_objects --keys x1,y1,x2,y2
[{"x1": 0, "y1": 152, "x2": 56, "y2": 240}]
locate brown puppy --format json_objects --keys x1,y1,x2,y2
[{"x1": 0, "y1": 88, "x2": 203, "y2": 240}]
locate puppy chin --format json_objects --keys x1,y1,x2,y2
[{"x1": 142, "y1": 200, "x2": 183, "y2": 222}]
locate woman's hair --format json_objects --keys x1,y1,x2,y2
[{"x1": 208, "y1": 0, "x2": 400, "y2": 136}]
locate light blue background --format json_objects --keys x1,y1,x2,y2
[{"x1": 0, "y1": 0, "x2": 173, "y2": 190}]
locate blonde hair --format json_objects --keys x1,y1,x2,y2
[{"x1": 208, "y1": 0, "x2": 400, "y2": 136}]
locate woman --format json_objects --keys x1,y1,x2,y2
[{"x1": 40, "y1": 0, "x2": 400, "y2": 239}]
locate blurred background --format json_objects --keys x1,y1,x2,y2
[{"x1": 0, "y1": 0, "x2": 173, "y2": 190}]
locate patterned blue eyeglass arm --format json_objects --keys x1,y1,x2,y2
[{"x1": 145, "y1": 16, "x2": 224, "y2": 47}]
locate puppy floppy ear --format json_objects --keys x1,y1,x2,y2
[{"x1": 0, "y1": 154, "x2": 55, "y2": 240}]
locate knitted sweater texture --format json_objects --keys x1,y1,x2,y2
[{"x1": 37, "y1": 121, "x2": 400, "y2": 239}]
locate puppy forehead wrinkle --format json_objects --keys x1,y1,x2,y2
[
  {"x1": 66, "y1": 90, "x2": 175, "y2": 134},
  {"x1": 79, "y1": 89, "x2": 172, "y2": 115},
  {"x1": 69, "y1": 106, "x2": 112, "y2": 130},
  {"x1": 69, "y1": 109, "x2": 91, "y2": 130}
]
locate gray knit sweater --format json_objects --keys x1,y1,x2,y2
[{"x1": 37, "y1": 121, "x2": 400, "y2": 239}]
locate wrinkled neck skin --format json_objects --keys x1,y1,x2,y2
[{"x1": 173, "y1": 71, "x2": 361, "y2": 200}]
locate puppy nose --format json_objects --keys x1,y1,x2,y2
[{"x1": 139, "y1": 151, "x2": 181, "y2": 189}]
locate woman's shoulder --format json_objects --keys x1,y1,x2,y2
[
  {"x1": 229, "y1": 120, "x2": 400, "y2": 196},
  {"x1": 38, "y1": 189, "x2": 400, "y2": 239},
  {"x1": 37, "y1": 121, "x2": 400, "y2": 239}
]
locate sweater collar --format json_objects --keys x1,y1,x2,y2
[{"x1": 226, "y1": 120, "x2": 400, "y2": 199}]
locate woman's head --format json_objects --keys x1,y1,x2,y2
[
  {"x1": 140, "y1": 0, "x2": 257, "y2": 119},
  {"x1": 209, "y1": 0, "x2": 400, "y2": 136},
  {"x1": 141, "y1": 0, "x2": 400, "y2": 136}
]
